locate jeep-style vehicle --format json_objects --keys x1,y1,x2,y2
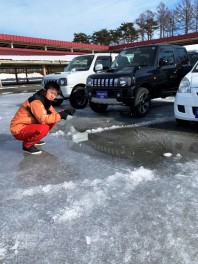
[
  {"x1": 42, "y1": 53, "x2": 117, "y2": 108},
  {"x1": 86, "y1": 44, "x2": 192, "y2": 117}
]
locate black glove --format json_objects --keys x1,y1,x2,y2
[
  {"x1": 59, "y1": 108, "x2": 76, "y2": 120},
  {"x1": 64, "y1": 107, "x2": 76, "y2": 116}
]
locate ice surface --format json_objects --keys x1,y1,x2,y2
[{"x1": 1, "y1": 93, "x2": 198, "y2": 263}]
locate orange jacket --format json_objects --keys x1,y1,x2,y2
[{"x1": 10, "y1": 91, "x2": 61, "y2": 136}]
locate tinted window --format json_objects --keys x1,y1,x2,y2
[
  {"x1": 95, "y1": 56, "x2": 112, "y2": 70},
  {"x1": 65, "y1": 55, "x2": 94, "y2": 71},
  {"x1": 111, "y1": 46, "x2": 157, "y2": 69},
  {"x1": 188, "y1": 52, "x2": 198, "y2": 66},
  {"x1": 175, "y1": 48, "x2": 189, "y2": 64},
  {"x1": 159, "y1": 48, "x2": 175, "y2": 66}
]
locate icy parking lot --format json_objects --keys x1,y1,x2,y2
[{"x1": 1, "y1": 92, "x2": 198, "y2": 264}]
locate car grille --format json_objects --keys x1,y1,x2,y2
[
  {"x1": 89, "y1": 78, "x2": 118, "y2": 87},
  {"x1": 44, "y1": 79, "x2": 59, "y2": 85}
]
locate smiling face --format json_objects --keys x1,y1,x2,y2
[{"x1": 44, "y1": 88, "x2": 58, "y2": 101}]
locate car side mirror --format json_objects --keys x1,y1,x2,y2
[
  {"x1": 159, "y1": 58, "x2": 168, "y2": 67},
  {"x1": 95, "y1": 64, "x2": 103, "y2": 71}
]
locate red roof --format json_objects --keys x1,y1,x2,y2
[
  {"x1": 0, "y1": 46, "x2": 85, "y2": 56},
  {"x1": 0, "y1": 33, "x2": 109, "y2": 52},
  {"x1": 109, "y1": 32, "x2": 198, "y2": 51},
  {"x1": 0, "y1": 32, "x2": 198, "y2": 56}
]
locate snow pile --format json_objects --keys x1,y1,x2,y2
[
  {"x1": 50, "y1": 130, "x2": 65, "y2": 138},
  {"x1": 0, "y1": 55, "x2": 77, "y2": 62},
  {"x1": 53, "y1": 166, "x2": 154, "y2": 223},
  {"x1": 0, "y1": 72, "x2": 43, "y2": 80}
]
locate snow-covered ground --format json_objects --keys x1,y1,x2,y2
[
  {"x1": 0, "y1": 72, "x2": 43, "y2": 83},
  {"x1": 0, "y1": 55, "x2": 77, "y2": 84},
  {"x1": 1, "y1": 92, "x2": 198, "y2": 263}
]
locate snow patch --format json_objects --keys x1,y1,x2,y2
[
  {"x1": 62, "y1": 181, "x2": 76, "y2": 190},
  {"x1": 22, "y1": 188, "x2": 38, "y2": 196},
  {"x1": 53, "y1": 167, "x2": 154, "y2": 223},
  {"x1": 51, "y1": 130, "x2": 65, "y2": 138},
  {"x1": 163, "y1": 152, "x2": 173, "y2": 157},
  {"x1": 11, "y1": 241, "x2": 20, "y2": 255},
  {"x1": 0, "y1": 72, "x2": 43, "y2": 80},
  {"x1": 42, "y1": 185, "x2": 53, "y2": 193},
  {"x1": 0, "y1": 247, "x2": 6, "y2": 259},
  {"x1": 85, "y1": 118, "x2": 175, "y2": 135},
  {"x1": 86, "y1": 236, "x2": 91, "y2": 245}
]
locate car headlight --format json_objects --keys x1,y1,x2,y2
[
  {"x1": 117, "y1": 76, "x2": 131, "y2": 87},
  {"x1": 58, "y1": 78, "x2": 67, "y2": 86},
  {"x1": 86, "y1": 77, "x2": 92, "y2": 86},
  {"x1": 178, "y1": 77, "x2": 191, "y2": 93}
]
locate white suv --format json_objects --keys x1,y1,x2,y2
[
  {"x1": 42, "y1": 53, "x2": 117, "y2": 108},
  {"x1": 174, "y1": 61, "x2": 198, "y2": 124}
]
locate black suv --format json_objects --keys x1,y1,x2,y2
[{"x1": 86, "y1": 44, "x2": 192, "y2": 117}]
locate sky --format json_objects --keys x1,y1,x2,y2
[{"x1": 0, "y1": 0, "x2": 179, "y2": 42}]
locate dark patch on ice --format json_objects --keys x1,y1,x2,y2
[{"x1": 87, "y1": 127, "x2": 198, "y2": 168}]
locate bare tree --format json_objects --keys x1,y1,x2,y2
[
  {"x1": 135, "y1": 10, "x2": 158, "y2": 41},
  {"x1": 164, "y1": 10, "x2": 178, "y2": 36},
  {"x1": 175, "y1": 0, "x2": 194, "y2": 34},
  {"x1": 135, "y1": 13, "x2": 146, "y2": 41},
  {"x1": 156, "y1": 2, "x2": 171, "y2": 38},
  {"x1": 192, "y1": 0, "x2": 198, "y2": 31}
]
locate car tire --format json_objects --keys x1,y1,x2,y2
[
  {"x1": 89, "y1": 101, "x2": 108, "y2": 113},
  {"x1": 131, "y1": 87, "x2": 151, "y2": 117},
  {"x1": 52, "y1": 99, "x2": 64, "y2": 106},
  {"x1": 69, "y1": 86, "x2": 88, "y2": 109}
]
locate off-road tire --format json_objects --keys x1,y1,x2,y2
[
  {"x1": 69, "y1": 86, "x2": 88, "y2": 109},
  {"x1": 131, "y1": 87, "x2": 151, "y2": 117}
]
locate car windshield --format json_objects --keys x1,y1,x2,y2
[
  {"x1": 111, "y1": 46, "x2": 157, "y2": 69},
  {"x1": 65, "y1": 55, "x2": 94, "y2": 72}
]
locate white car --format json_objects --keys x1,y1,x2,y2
[
  {"x1": 174, "y1": 61, "x2": 198, "y2": 124},
  {"x1": 42, "y1": 53, "x2": 117, "y2": 108}
]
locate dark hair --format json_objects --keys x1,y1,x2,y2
[{"x1": 44, "y1": 81, "x2": 61, "y2": 94}]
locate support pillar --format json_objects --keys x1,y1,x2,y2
[
  {"x1": 25, "y1": 68, "x2": 29, "y2": 83},
  {"x1": 42, "y1": 65, "x2": 47, "y2": 76},
  {"x1": 14, "y1": 68, "x2": 19, "y2": 84}
]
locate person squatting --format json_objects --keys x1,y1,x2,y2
[{"x1": 10, "y1": 81, "x2": 76, "y2": 155}]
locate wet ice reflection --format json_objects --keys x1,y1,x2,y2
[{"x1": 87, "y1": 127, "x2": 198, "y2": 168}]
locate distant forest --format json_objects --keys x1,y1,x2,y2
[{"x1": 73, "y1": 0, "x2": 198, "y2": 45}]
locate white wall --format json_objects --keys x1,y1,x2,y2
[{"x1": 184, "y1": 44, "x2": 198, "y2": 51}]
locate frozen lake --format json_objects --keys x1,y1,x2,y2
[{"x1": 1, "y1": 92, "x2": 198, "y2": 263}]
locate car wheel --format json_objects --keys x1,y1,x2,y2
[
  {"x1": 131, "y1": 87, "x2": 151, "y2": 117},
  {"x1": 89, "y1": 101, "x2": 108, "y2": 113},
  {"x1": 52, "y1": 99, "x2": 64, "y2": 106},
  {"x1": 69, "y1": 86, "x2": 88, "y2": 109}
]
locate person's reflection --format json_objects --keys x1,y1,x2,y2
[
  {"x1": 18, "y1": 149, "x2": 79, "y2": 187},
  {"x1": 18, "y1": 150, "x2": 63, "y2": 187}
]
